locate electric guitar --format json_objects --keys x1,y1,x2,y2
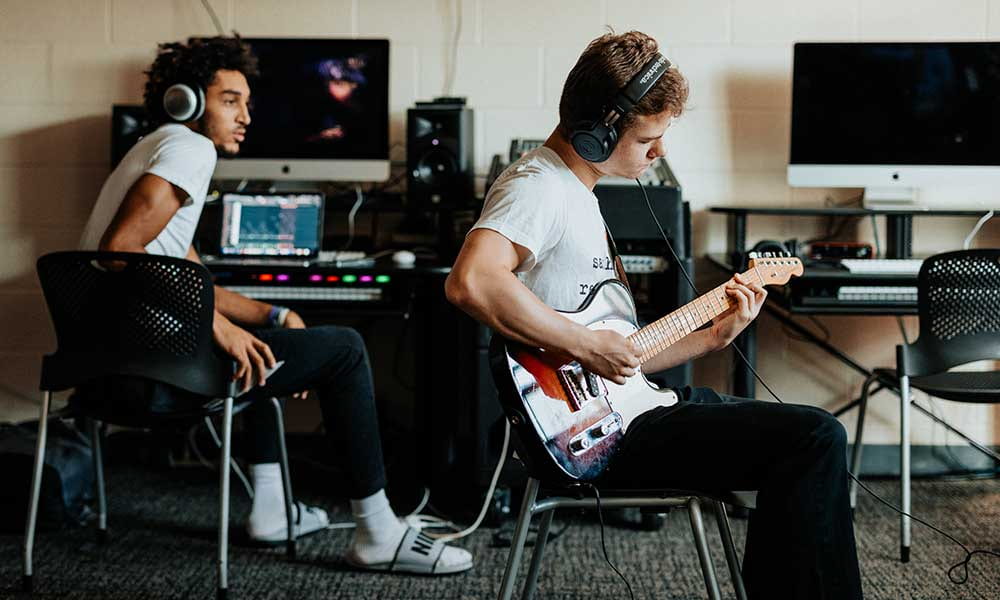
[{"x1": 489, "y1": 255, "x2": 803, "y2": 481}]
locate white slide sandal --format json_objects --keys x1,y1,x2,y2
[
  {"x1": 345, "y1": 526, "x2": 473, "y2": 575},
  {"x1": 247, "y1": 501, "x2": 329, "y2": 545}
]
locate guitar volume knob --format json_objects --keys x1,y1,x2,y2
[{"x1": 569, "y1": 437, "x2": 592, "y2": 454}]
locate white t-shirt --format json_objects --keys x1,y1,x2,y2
[
  {"x1": 472, "y1": 146, "x2": 617, "y2": 312},
  {"x1": 79, "y1": 123, "x2": 217, "y2": 258}
]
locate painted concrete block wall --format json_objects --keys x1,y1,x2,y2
[{"x1": 0, "y1": 0, "x2": 997, "y2": 444}]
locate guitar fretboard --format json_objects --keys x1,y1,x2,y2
[{"x1": 628, "y1": 267, "x2": 764, "y2": 363}]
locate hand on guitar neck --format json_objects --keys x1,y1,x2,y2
[{"x1": 709, "y1": 271, "x2": 768, "y2": 350}]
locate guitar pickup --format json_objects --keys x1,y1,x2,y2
[{"x1": 557, "y1": 364, "x2": 608, "y2": 412}]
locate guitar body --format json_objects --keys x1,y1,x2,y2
[{"x1": 489, "y1": 279, "x2": 679, "y2": 482}]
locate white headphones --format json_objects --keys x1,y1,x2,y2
[{"x1": 162, "y1": 83, "x2": 206, "y2": 123}]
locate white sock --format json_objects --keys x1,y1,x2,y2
[
  {"x1": 347, "y1": 489, "x2": 472, "y2": 570},
  {"x1": 348, "y1": 489, "x2": 407, "y2": 562},
  {"x1": 247, "y1": 463, "x2": 287, "y2": 535}
]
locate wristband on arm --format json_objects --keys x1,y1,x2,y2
[{"x1": 267, "y1": 305, "x2": 290, "y2": 327}]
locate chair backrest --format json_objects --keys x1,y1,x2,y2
[
  {"x1": 36, "y1": 251, "x2": 228, "y2": 397},
  {"x1": 900, "y1": 249, "x2": 1000, "y2": 376}
]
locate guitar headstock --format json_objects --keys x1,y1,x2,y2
[{"x1": 747, "y1": 252, "x2": 804, "y2": 285}]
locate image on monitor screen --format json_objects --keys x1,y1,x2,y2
[
  {"x1": 215, "y1": 38, "x2": 390, "y2": 182},
  {"x1": 220, "y1": 193, "x2": 324, "y2": 256}
]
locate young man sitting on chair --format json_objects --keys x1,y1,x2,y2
[
  {"x1": 78, "y1": 36, "x2": 471, "y2": 575},
  {"x1": 445, "y1": 31, "x2": 862, "y2": 598}
]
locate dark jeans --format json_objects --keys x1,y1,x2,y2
[
  {"x1": 600, "y1": 387, "x2": 863, "y2": 600},
  {"x1": 239, "y1": 325, "x2": 387, "y2": 499}
]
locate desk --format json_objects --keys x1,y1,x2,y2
[{"x1": 708, "y1": 206, "x2": 986, "y2": 399}]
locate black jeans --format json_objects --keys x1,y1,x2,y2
[
  {"x1": 239, "y1": 325, "x2": 387, "y2": 499},
  {"x1": 600, "y1": 387, "x2": 863, "y2": 600}
]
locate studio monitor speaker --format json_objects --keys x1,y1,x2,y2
[{"x1": 406, "y1": 101, "x2": 474, "y2": 207}]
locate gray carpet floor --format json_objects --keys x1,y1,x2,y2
[{"x1": 1, "y1": 466, "x2": 998, "y2": 599}]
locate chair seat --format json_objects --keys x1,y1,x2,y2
[
  {"x1": 540, "y1": 483, "x2": 757, "y2": 510},
  {"x1": 874, "y1": 368, "x2": 1000, "y2": 403},
  {"x1": 69, "y1": 377, "x2": 254, "y2": 429}
]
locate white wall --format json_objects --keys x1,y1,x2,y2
[{"x1": 1, "y1": 0, "x2": 998, "y2": 444}]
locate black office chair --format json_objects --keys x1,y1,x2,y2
[
  {"x1": 497, "y1": 474, "x2": 755, "y2": 600},
  {"x1": 848, "y1": 249, "x2": 1000, "y2": 563},
  {"x1": 24, "y1": 251, "x2": 299, "y2": 599}
]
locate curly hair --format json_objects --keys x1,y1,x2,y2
[
  {"x1": 558, "y1": 30, "x2": 688, "y2": 138},
  {"x1": 143, "y1": 36, "x2": 259, "y2": 125}
]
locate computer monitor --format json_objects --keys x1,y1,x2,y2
[
  {"x1": 787, "y1": 42, "x2": 1000, "y2": 208},
  {"x1": 214, "y1": 38, "x2": 390, "y2": 182},
  {"x1": 219, "y1": 193, "x2": 324, "y2": 257}
]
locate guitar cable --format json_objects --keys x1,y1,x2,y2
[{"x1": 635, "y1": 178, "x2": 1000, "y2": 586}]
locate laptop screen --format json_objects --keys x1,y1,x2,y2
[{"x1": 219, "y1": 193, "x2": 324, "y2": 257}]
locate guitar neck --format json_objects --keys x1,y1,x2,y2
[{"x1": 629, "y1": 265, "x2": 765, "y2": 364}]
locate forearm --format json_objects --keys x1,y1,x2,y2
[
  {"x1": 214, "y1": 285, "x2": 273, "y2": 327},
  {"x1": 182, "y1": 245, "x2": 275, "y2": 326},
  {"x1": 642, "y1": 327, "x2": 720, "y2": 374},
  {"x1": 447, "y1": 270, "x2": 588, "y2": 358}
]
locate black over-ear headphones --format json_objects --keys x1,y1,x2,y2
[
  {"x1": 570, "y1": 52, "x2": 671, "y2": 163},
  {"x1": 162, "y1": 82, "x2": 206, "y2": 123}
]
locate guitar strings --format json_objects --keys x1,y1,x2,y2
[{"x1": 635, "y1": 177, "x2": 1000, "y2": 586}]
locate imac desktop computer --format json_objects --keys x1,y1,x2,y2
[
  {"x1": 214, "y1": 38, "x2": 390, "y2": 182},
  {"x1": 788, "y1": 42, "x2": 1000, "y2": 209}
]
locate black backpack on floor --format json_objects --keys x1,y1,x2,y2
[{"x1": 0, "y1": 418, "x2": 94, "y2": 533}]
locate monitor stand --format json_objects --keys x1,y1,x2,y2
[{"x1": 863, "y1": 186, "x2": 921, "y2": 210}]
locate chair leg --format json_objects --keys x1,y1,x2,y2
[
  {"x1": 90, "y1": 419, "x2": 109, "y2": 544},
  {"x1": 520, "y1": 508, "x2": 555, "y2": 600},
  {"x1": 713, "y1": 501, "x2": 747, "y2": 600},
  {"x1": 270, "y1": 397, "x2": 297, "y2": 559},
  {"x1": 23, "y1": 391, "x2": 52, "y2": 593},
  {"x1": 687, "y1": 497, "x2": 722, "y2": 600},
  {"x1": 850, "y1": 373, "x2": 876, "y2": 515},
  {"x1": 498, "y1": 478, "x2": 540, "y2": 600},
  {"x1": 218, "y1": 398, "x2": 234, "y2": 599},
  {"x1": 899, "y1": 375, "x2": 911, "y2": 563}
]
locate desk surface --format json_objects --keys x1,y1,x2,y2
[
  {"x1": 204, "y1": 256, "x2": 452, "y2": 275},
  {"x1": 709, "y1": 206, "x2": 986, "y2": 217}
]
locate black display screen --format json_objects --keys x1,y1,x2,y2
[
  {"x1": 790, "y1": 42, "x2": 1000, "y2": 166},
  {"x1": 238, "y1": 38, "x2": 389, "y2": 161}
]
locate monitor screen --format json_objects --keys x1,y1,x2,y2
[
  {"x1": 215, "y1": 38, "x2": 390, "y2": 182},
  {"x1": 220, "y1": 193, "x2": 324, "y2": 257},
  {"x1": 790, "y1": 42, "x2": 1000, "y2": 167}
]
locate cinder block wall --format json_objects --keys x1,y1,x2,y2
[{"x1": 1, "y1": 0, "x2": 997, "y2": 445}]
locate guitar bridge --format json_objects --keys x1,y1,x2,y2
[{"x1": 557, "y1": 364, "x2": 608, "y2": 412}]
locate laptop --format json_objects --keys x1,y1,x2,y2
[{"x1": 209, "y1": 192, "x2": 324, "y2": 265}]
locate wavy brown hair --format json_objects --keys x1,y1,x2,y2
[
  {"x1": 558, "y1": 31, "x2": 688, "y2": 138},
  {"x1": 143, "y1": 36, "x2": 259, "y2": 125}
]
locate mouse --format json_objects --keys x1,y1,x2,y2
[{"x1": 392, "y1": 250, "x2": 416, "y2": 266}]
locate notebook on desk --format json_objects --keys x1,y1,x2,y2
[{"x1": 205, "y1": 192, "x2": 324, "y2": 266}]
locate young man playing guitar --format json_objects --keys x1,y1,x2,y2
[
  {"x1": 446, "y1": 31, "x2": 862, "y2": 598},
  {"x1": 79, "y1": 36, "x2": 471, "y2": 575}
]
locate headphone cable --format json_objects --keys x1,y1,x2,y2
[{"x1": 634, "y1": 177, "x2": 1000, "y2": 585}]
